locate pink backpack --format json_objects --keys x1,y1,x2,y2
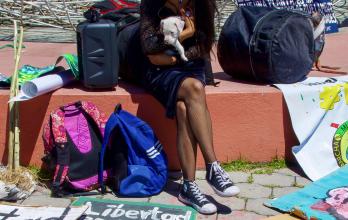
[{"x1": 42, "y1": 101, "x2": 108, "y2": 197}]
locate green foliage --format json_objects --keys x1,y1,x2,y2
[
  {"x1": 247, "y1": 175, "x2": 254, "y2": 184},
  {"x1": 221, "y1": 158, "x2": 286, "y2": 174},
  {"x1": 28, "y1": 166, "x2": 52, "y2": 182},
  {"x1": 263, "y1": 184, "x2": 281, "y2": 188},
  {"x1": 292, "y1": 182, "x2": 305, "y2": 188}
]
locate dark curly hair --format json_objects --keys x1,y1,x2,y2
[{"x1": 192, "y1": 0, "x2": 217, "y2": 55}]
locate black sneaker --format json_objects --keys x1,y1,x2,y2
[
  {"x1": 178, "y1": 180, "x2": 217, "y2": 214},
  {"x1": 206, "y1": 161, "x2": 240, "y2": 197}
]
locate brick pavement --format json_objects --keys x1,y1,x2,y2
[{"x1": 18, "y1": 167, "x2": 312, "y2": 219}]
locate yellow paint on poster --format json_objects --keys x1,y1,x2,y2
[
  {"x1": 343, "y1": 83, "x2": 348, "y2": 105},
  {"x1": 319, "y1": 85, "x2": 341, "y2": 110}
]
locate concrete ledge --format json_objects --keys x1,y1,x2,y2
[
  {"x1": 0, "y1": 78, "x2": 298, "y2": 170},
  {"x1": 0, "y1": 29, "x2": 347, "y2": 170}
]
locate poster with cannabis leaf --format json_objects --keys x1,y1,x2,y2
[{"x1": 275, "y1": 76, "x2": 348, "y2": 181}]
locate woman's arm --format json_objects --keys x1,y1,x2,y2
[
  {"x1": 140, "y1": 0, "x2": 177, "y2": 65},
  {"x1": 147, "y1": 53, "x2": 177, "y2": 66},
  {"x1": 180, "y1": 13, "x2": 202, "y2": 60},
  {"x1": 140, "y1": 0, "x2": 170, "y2": 55},
  {"x1": 179, "y1": 14, "x2": 195, "y2": 43}
]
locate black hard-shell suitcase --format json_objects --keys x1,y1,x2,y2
[{"x1": 76, "y1": 19, "x2": 118, "y2": 88}]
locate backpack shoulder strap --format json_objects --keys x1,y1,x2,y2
[
  {"x1": 42, "y1": 117, "x2": 54, "y2": 153},
  {"x1": 49, "y1": 107, "x2": 70, "y2": 197},
  {"x1": 50, "y1": 108, "x2": 68, "y2": 144},
  {"x1": 98, "y1": 104, "x2": 122, "y2": 193},
  {"x1": 81, "y1": 101, "x2": 107, "y2": 137}
]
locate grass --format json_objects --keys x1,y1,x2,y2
[
  {"x1": 0, "y1": 166, "x2": 38, "y2": 191},
  {"x1": 247, "y1": 175, "x2": 254, "y2": 183},
  {"x1": 292, "y1": 181, "x2": 305, "y2": 188},
  {"x1": 221, "y1": 158, "x2": 286, "y2": 174},
  {"x1": 25, "y1": 158, "x2": 287, "y2": 184},
  {"x1": 27, "y1": 165, "x2": 52, "y2": 182},
  {"x1": 263, "y1": 184, "x2": 281, "y2": 188}
]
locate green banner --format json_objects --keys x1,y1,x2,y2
[
  {"x1": 0, "y1": 53, "x2": 79, "y2": 88},
  {"x1": 72, "y1": 197, "x2": 197, "y2": 220}
]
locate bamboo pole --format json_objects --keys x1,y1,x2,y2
[
  {"x1": 13, "y1": 103, "x2": 20, "y2": 169},
  {"x1": 7, "y1": 21, "x2": 18, "y2": 170},
  {"x1": 7, "y1": 0, "x2": 24, "y2": 170},
  {"x1": 12, "y1": 0, "x2": 25, "y2": 170},
  {"x1": 7, "y1": 25, "x2": 24, "y2": 170},
  {"x1": 13, "y1": 21, "x2": 17, "y2": 60}
]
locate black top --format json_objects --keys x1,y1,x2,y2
[{"x1": 139, "y1": 0, "x2": 201, "y2": 60}]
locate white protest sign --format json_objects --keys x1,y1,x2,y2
[
  {"x1": 276, "y1": 76, "x2": 348, "y2": 180},
  {"x1": 0, "y1": 204, "x2": 88, "y2": 220}
]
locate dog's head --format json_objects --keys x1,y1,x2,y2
[
  {"x1": 311, "y1": 12, "x2": 325, "y2": 39},
  {"x1": 160, "y1": 17, "x2": 185, "y2": 45}
]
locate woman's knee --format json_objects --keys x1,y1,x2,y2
[
  {"x1": 179, "y1": 78, "x2": 205, "y2": 100},
  {"x1": 176, "y1": 101, "x2": 187, "y2": 118}
]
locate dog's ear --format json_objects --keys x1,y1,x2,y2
[
  {"x1": 174, "y1": 19, "x2": 185, "y2": 32},
  {"x1": 174, "y1": 22, "x2": 180, "y2": 34},
  {"x1": 160, "y1": 20, "x2": 164, "y2": 33},
  {"x1": 311, "y1": 12, "x2": 323, "y2": 27}
]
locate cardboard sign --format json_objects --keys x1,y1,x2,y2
[
  {"x1": 0, "y1": 204, "x2": 87, "y2": 220},
  {"x1": 72, "y1": 197, "x2": 197, "y2": 220},
  {"x1": 265, "y1": 165, "x2": 348, "y2": 220},
  {"x1": 264, "y1": 214, "x2": 301, "y2": 220}
]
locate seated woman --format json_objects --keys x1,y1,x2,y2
[{"x1": 139, "y1": 0, "x2": 240, "y2": 214}]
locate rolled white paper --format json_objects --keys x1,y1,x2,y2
[{"x1": 9, "y1": 70, "x2": 75, "y2": 102}]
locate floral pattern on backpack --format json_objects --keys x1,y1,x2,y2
[
  {"x1": 82, "y1": 101, "x2": 107, "y2": 135},
  {"x1": 43, "y1": 101, "x2": 107, "y2": 153}
]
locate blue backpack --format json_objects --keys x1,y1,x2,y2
[{"x1": 99, "y1": 104, "x2": 168, "y2": 197}]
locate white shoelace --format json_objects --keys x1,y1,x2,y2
[
  {"x1": 211, "y1": 162, "x2": 232, "y2": 188},
  {"x1": 189, "y1": 182, "x2": 208, "y2": 203}
]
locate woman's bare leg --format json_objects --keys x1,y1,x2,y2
[
  {"x1": 176, "y1": 101, "x2": 198, "y2": 181},
  {"x1": 176, "y1": 78, "x2": 238, "y2": 214},
  {"x1": 177, "y1": 78, "x2": 217, "y2": 163}
]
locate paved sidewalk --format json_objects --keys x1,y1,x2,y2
[{"x1": 19, "y1": 166, "x2": 312, "y2": 220}]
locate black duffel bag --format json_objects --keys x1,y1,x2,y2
[
  {"x1": 218, "y1": 6, "x2": 315, "y2": 84},
  {"x1": 117, "y1": 21, "x2": 146, "y2": 85}
]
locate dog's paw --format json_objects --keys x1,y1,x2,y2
[{"x1": 181, "y1": 56, "x2": 188, "y2": 62}]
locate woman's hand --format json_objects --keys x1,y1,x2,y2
[
  {"x1": 179, "y1": 9, "x2": 195, "y2": 43},
  {"x1": 148, "y1": 53, "x2": 177, "y2": 66}
]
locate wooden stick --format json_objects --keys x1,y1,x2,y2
[
  {"x1": 62, "y1": 0, "x2": 76, "y2": 31},
  {"x1": 7, "y1": 23, "x2": 24, "y2": 170},
  {"x1": 13, "y1": 20, "x2": 17, "y2": 60},
  {"x1": 7, "y1": 20, "x2": 18, "y2": 170},
  {"x1": 13, "y1": 1, "x2": 25, "y2": 170},
  {"x1": 14, "y1": 101, "x2": 20, "y2": 170}
]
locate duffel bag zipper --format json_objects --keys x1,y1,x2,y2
[{"x1": 248, "y1": 9, "x2": 294, "y2": 81}]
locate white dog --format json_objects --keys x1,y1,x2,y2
[{"x1": 160, "y1": 16, "x2": 188, "y2": 62}]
